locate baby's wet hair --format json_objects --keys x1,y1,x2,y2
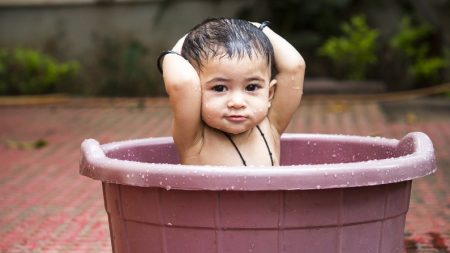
[{"x1": 181, "y1": 18, "x2": 274, "y2": 70}]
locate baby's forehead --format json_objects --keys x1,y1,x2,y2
[{"x1": 196, "y1": 55, "x2": 273, "y2": 82}]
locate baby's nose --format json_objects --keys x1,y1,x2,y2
[{"x1": 227, "y1": 92, "x2": 246, "y2": 108}]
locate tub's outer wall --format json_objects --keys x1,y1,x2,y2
[
  {"x1": 79, "y1": 132, "x2": 436, "y2": 252},
  {"x1": 102, "y1": 181, "x2": 411, "y2": 253}
]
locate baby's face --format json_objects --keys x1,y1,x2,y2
[{"x1": 198, "y1": 54, "x2": 275, "y2": 135}]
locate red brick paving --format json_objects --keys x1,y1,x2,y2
[{"x1": 0, "y1": 97, "x2": 448, "y2": 252}]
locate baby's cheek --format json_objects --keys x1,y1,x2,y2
[
  {"x1": 201, "y1": 104, "x2": 217, "y2": 122},
  {"x1": 253, "y1": 105, "x2": 269, "y2": 118}
]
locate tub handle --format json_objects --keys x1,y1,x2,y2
[
  {"x1": 79, "y1": 139, "x2": 106, "y2": 176},
  {"x1": 398, "y1": 132, "x2": 435, "y2": 157}
]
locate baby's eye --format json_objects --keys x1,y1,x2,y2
[
  {"x1": 246, "y1": 84, "x2": 260, "y2": 92},
  {"x1": 212, "y1": 85, "x2": 227, "y2": 92}
]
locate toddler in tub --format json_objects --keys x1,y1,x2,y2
[{"x1": 158, "y1": 18, "x2": 305, "y2": 166}]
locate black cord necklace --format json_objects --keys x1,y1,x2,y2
[{"x1": 223, "y1": 125, "x2": 274, "y2": 166}]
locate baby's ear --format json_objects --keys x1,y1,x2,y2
[{"x1": 268, "y1": 79, "x2": 277, "y2": 101}]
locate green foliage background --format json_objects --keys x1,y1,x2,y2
[{"x1": 0, "y1": 48, "x2": 79, "y2": 95}]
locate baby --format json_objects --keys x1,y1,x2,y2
[{"x1": 158, "y1": 18, "x2": 305, "y2": 166}]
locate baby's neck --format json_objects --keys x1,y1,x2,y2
[
  {"x1": 205, "y1": 124, "x2": 256, "y2": 141},
  {"x1": 226, "y1": 127, "x2": 255, "y2": 138}
]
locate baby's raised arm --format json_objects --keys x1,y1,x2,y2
[
  {"x1": 160, "y1": 35, "x2": 203, "y2": 151},
  {"x1": 258, "y1": 23, "x2": 305, "y2": 134}
]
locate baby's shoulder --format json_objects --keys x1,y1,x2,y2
[{"x1": 260, "y1": 117, "x2": 281, "y2": 138}]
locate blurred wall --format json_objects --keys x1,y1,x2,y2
[{"x1": 0, "y1": 0, "x2": 251, "y2": 55}]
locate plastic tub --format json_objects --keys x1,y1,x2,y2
[{"x1": 80, "y1": 132, "x2": 436, "y2": 253}]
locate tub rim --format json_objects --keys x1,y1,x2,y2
[{"x1": 79, "y1": 132, "x2": 436, "y2": 191}]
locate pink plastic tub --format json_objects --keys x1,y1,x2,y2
[{"x1": 80, "y1": 132, "x2": 436, "y2": 253}]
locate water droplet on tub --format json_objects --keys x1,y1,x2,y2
[
  {"x1": 316, "y1": 185, "x2": 321, "y2": 189},
  {"x1": 126, "y1": 174, "x2": 130, "y2": 178},
  {"x1": 249, "y1": 242, "x2": 255, "y2": 252},
  {"x1": 166, "y1": 185, "x2": 172, "y2": 190},
  {"x1": 167, "y1": 222, "x2": 173, "y2": 226},
  {"x1": 332, "y1": 154, "x2": 337, "y2": 158}
]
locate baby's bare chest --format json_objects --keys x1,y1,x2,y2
[{"x1": 193, "y1": 131, "x2": 279, "y2": 166}]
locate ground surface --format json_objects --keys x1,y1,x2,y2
[{"x1": 0, "y1": 97, "x2": 449, "y2": 252}]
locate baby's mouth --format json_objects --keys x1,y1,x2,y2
[{"x1": 225, "y1": 115, "x2": 247, "y2": 122}]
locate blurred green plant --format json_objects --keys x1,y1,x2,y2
[
  {"x1": 390, "y1": 17, "x2": 447, "y2": 84},
  {"x1": 94, "y1": 39, "x2": 156, "y2": 97},
  {"x1": 317, "y1": 15, "x2": 379, "y2": 80},
  {"x1": 237, "y1": 0, "x2": 353, "y2": 77},
  {"x1": 0, "y1": 48, "x2": 79, "y2": 95}
]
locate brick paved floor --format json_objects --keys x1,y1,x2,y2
[{"x1": 0, "y1": 97, "x2": 448, "y2": 252}]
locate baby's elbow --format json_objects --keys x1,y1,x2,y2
[
  {"x1": 282, "y1": 55, "x2": 305, "y2": 75},
  {"x1": 293, "y1": 55, "x2": 306, "y2": 72},
  {"x1": 285, "y1": 61, "x2": 305, "y2": 77},
  {"x1": 165, "y1": 74, "x2": 199, "y2": 94}
]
